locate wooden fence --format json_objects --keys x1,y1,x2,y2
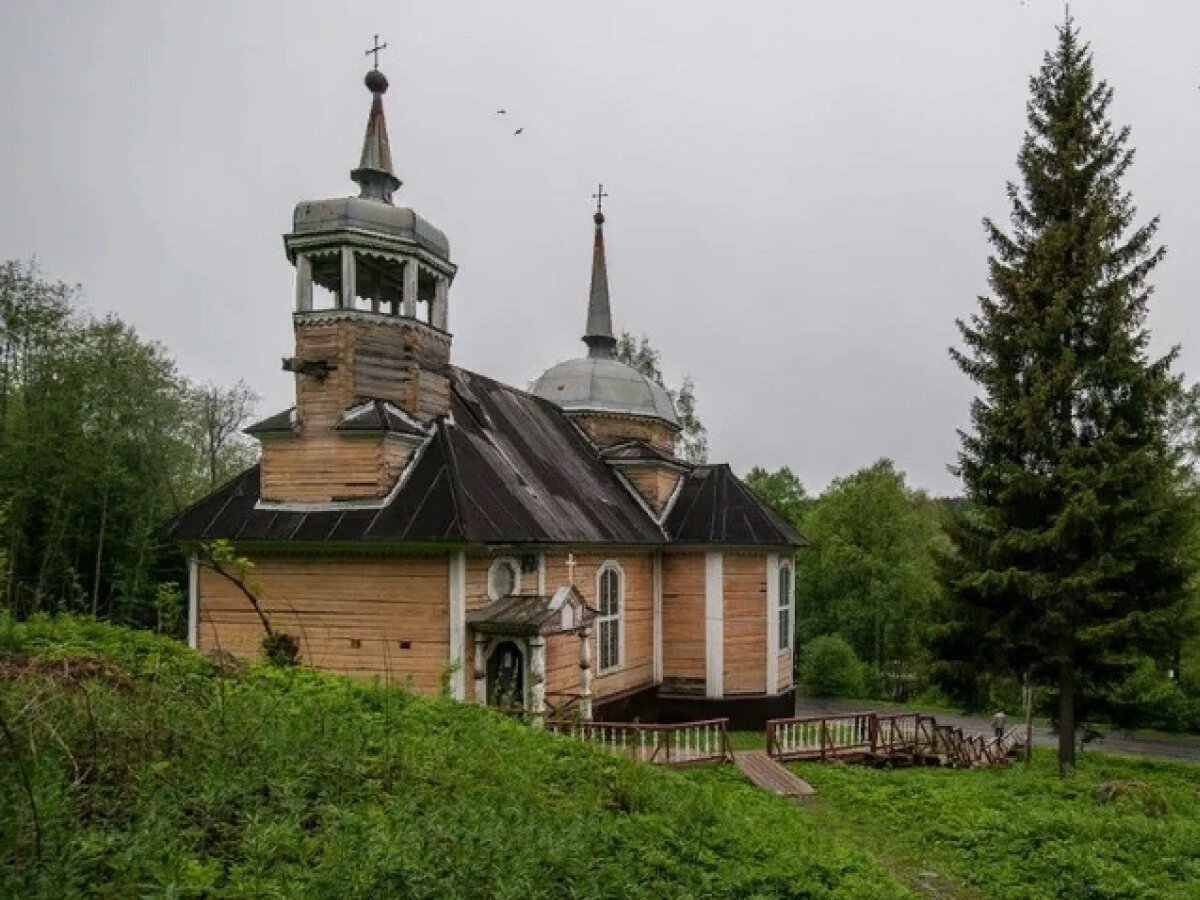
[
  {"x1": 547, "y1": 717, "x2": 732, "y2": 766},
  {"x1": 767, "y1": 711, "x2": 1023, "y2": 768}
]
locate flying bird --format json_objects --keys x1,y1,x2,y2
[
  {"x1": 495, "y1": 109, "x2": 507, "y2": 114},
  {"x1": 514, "y1": 127, "x2": 524, "y2": 135}
]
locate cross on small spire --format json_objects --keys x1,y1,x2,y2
[
  {"x1": 591, "y1": 183, "x2": 609, "y2": 216},
  {"x1": 566, "y1": 552, "x2": 577, "y2": 587},
  {"x1": 365, "y1": 34, "x2": 387, "y2": 70}
]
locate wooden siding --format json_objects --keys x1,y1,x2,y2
[
  {"x1": 260, "y1": 434, "x2": 414, "y2": 502},
  {"x1": 777, "y1": 648, "x2": 793, "y2": 693},
  {"x1": 544, "y1": 630, "x2": 580, "y2": 696},
  {"x1": 723, "y1": 554, "x2": 767, "y2": 696},
  {"x1": 259, "y1": 315, "x2": 449, "y2": 502},
  {"x1": 197, "y1": 555, "x2": 449, "y2": 694},
  {"x1": 464, "y1": 553, "x2": 542, "y2": 613},
  {"x1": 542, "y1": 551, "x2": 655, "y2": 701},
  {"x1": 572, "y1": 414, "x2": 676, "y2": 453},
  {"x1": 622, "y1": 465, "x2": 682, "y2": 515},
  {"x1": 661, "y1": 552, "x2": 706, "y2": 693}
]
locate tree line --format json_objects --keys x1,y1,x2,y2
[{"x1": 0, "y1": 259, "x2": 258, "y2": 630}]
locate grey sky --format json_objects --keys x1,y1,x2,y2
[{"x1": 3, "y1": 1, "x2": 1198, "y2": 497}]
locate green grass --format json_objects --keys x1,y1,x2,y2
[
  {"x1": 789, "y1": 751, "x2": 1200, "y2": 900},
  {"x1": 0, "y1": 614, "x2": 915, "y2": 899}
]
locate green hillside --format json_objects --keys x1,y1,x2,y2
[{"x1": 0, "y1": 615, "x2": 912, "y2": 899}]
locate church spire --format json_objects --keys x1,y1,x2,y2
[
  {"x1": 583, "y1": 184, "x2": 616, "y2": 358},
  {"x1": 351, "y1": 38, "x2": 402, "y2": 204}
]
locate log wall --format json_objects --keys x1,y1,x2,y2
[
  {"x1": 723, "y1": 553, "x2": 767, "y2": 696},
  {"x1": 197, "y1": 555, "x2": 449, "y2": 694},
  {"x1": 260, "y1": 434, "x2": 414, "y2": 502},
  {"x1": 621, "y1": 466, "x2": 683, "y2": 515},
  {"x1": 258, "y1": 313, "x2": 449, "y2": 502},
  {"x1": 542, "y1": 551, "x2": 655, "y2": 701},
  {"x1": 661, "y1": 551, "x2": 706, "y2": 694},
  {"x1": 571, "y1": 413, "x2": 677, "y2": 454}
]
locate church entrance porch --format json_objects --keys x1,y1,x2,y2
[{"x1": 466, "y1": 585, "x2": 595, "y2": 722}]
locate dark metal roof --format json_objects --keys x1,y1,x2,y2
[
  {"x1": 601, "y1": 440, "x2": 689, "y2": 468},
  {"x1": 244, "y1": 407, "x2": 296, "y2": 436},
  {"x1": 162, "y1": 368, "x2": 805, "y2": 548},
  {"x1": 466, "y1": 587, "x2": 594, "y2": 635},
  {"x1": 663, "y1": 464, "x2": 807, "y2": 547},
  {"x1": 336, "y1": 400, "x2": 425, "y2": 437}
]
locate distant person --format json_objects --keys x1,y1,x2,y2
[{"x1": 992, "y1": 710, "x2": 1007, "y2": 740}]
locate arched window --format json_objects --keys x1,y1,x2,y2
[
  {"x1": 778, "y1": 564, "x2": 793, "y2": 651},
  {"x1": 596, "y1": 562, "x2": 623, "y2": 672},
  {"x1": 488, "y1": 557, "x2": 521, "y2": 600}
]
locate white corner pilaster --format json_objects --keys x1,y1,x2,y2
[
  {"x1": 340, "y1": 247, "x2": 357, "y2": 309},
  {"x1": 294, "y1": 253, "x2": 313, "y2": 312},
  {"x1": 766, "y1": 554, "x2": 780, "y2": 696},
  {"x1": 433, "y1": 276, "x2": 449, "y2": 330},
  {"x1": 187, "y1": 552, "x2": 199, "y2": 650},
  {"x1": 652, "y1": 551, "x2": 663, "y2": 684},
  {"x1": 579, "y1": 629, "x2": 594, "y2": 719},
  {"x1": 402, "y1": 259, "x2": 418, "y2": 318},
  {"x1": 473, "y1": 635, "x2": 488, "y2": 703},
  {"x1": 705, "y1": 552, "x2": 724, "y2": 699},
  {"x1": 449, "y1": 551, "x2": 466, "y2": 701},
  {"x1": 530, "y1": 636, "x2": 546, "y2": 726},
  {"x1": 537, "y1": 553, "x2": 547, "y2": 595}
]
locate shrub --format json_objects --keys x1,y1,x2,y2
[
  {"x1": 799, "y1": 634, "x2": 867, "y2": 698},
  {"x1": 261, "y1": 630, "x2": 300, "y2": 666}
]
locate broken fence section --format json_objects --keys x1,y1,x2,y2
[{"x1": 766, "y1": 712, "x2": 1025, "y2": 768}]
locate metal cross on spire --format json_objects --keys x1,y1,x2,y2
[
  {"x1": 365, "y1": 34, "x2": 388, "y2": 70},
  {"x1": 591, "y1": 183, "x2": 609, "y2": 216}
]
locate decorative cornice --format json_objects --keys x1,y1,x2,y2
[
  {"x1": 292, "y1": 308, "x2": 453, "y2": 343},
  {"x1": 284, "y1": 229, "x2": 457, "y2": 278}
]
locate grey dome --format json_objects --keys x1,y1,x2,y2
[
  {"x1": 291, "y1": 198, "x2": 450, "y2": 260},
  {"x1": 532, "y1": 357, "x2": 679, "y2": 427}
]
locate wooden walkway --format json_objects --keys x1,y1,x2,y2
[{"x1": 734, "y1": 749, "x2": 816, "y2": 801}]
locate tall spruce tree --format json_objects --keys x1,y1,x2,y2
[{"x1": 945, "y1": 16, "x2": 1194, "y2": 772}]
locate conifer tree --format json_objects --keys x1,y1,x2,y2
[{"x1": 945, "y1": 16, "x2": 1194, "y2": 772}]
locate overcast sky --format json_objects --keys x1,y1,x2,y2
[{"x1": 3, "y1": 1, "x2": 1198, "y2": 496}]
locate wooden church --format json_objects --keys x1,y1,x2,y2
[{"x1": 163, "y1": 60, "x2": 805, "y2": 726}]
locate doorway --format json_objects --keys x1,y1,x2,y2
[{"x1": 486, "y1": 640, "x2": 525, "y2": 709}]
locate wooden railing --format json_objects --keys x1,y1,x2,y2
[
  {"x1": 547, "y1": 717, "x2": 732, "y2": 766},
  {"x1": 543, "y1": 690, "x2": 584, "y2": 720},
  {"x1": 767, "y1": 712, "x2": 1024, "y2": 768},
  {"x1": 766, "y1": 712, "x2": 875, "y2": 761}
]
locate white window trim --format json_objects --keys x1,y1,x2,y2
[
  {"x1": 595, "y1": 560, "x2": 625, "y2": 675},
  {"x1": 778, "y1": 562, "x2": 793, "y2": 652},
  {"x1": 487, "y1": 556, "x2": 522, "y2": 601}
]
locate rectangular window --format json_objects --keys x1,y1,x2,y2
[
  {"x1": 600, "y1": 618, "x2": 619, "y2": 670},
  {"x1": 778, "y1": 566, "x2": 792, "y2": 651},
  {"x1": 597, "y1": 565, "x2": 622, "y2": 672}
]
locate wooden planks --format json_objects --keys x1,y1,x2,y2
[
  {"x1": 723, "y1": 554, "x2": 767, "y2": 695},
  {"x1": 734, "y1": 749, "x2": 816, "y2": 801},
  {"x1": 198, "y1": 555, "x2": 449, "y2": 693},
  {"x1": 572, "y1": 414, "x2": 676, "y2": 453},
  {"x1": 260, "y1": 433, "x2": 413, "y2": 501},
  {"x1": 261, "y1": 315, "x2": 450, "y2": 502},
  {"x1": 622, "y1": 466, "x2": 683, "y2": 515},
  {"x1": 662, "y1": 552, "x2": 706, "y2": 681},
  {"x1": 542, "y1": 551, "x2": 655, "y2": 701}
]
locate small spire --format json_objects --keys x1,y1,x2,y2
[
  {"x1": 351, "y1": 37, "x2": 402, "y2": 204},
  {"x1": 583, "y1": 184, "x2": 616, "y2": 358}
]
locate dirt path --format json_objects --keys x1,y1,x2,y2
[{"x1": 794, "y1": 697, "x2": 1200, "y2": 763}]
